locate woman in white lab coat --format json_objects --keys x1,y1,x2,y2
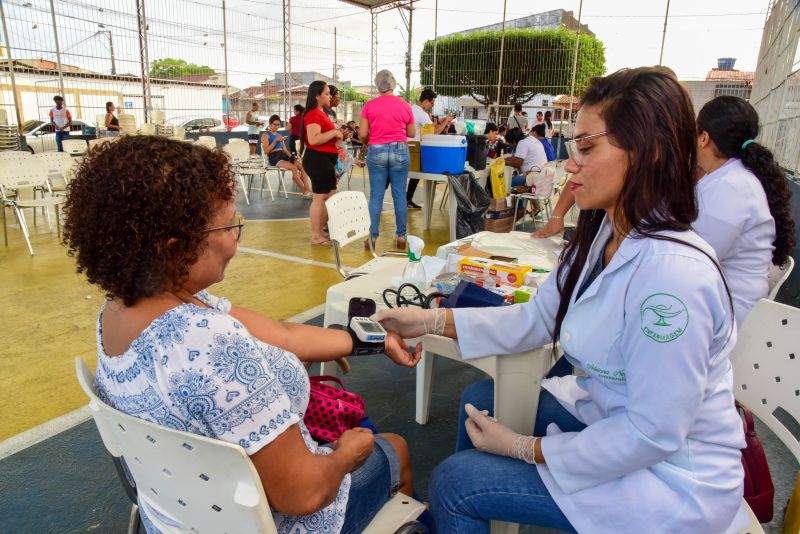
[
  {"x1": 695, "y1": 96, "x2": 795, "y2": 325},
  {"x1": 374, "y1": 67, "x2": 749, "y2": 533}
]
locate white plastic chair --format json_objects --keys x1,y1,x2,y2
[
  {"x1": 0, "y1": 150, "x2": 31, "y2": 162},
  {"x1": 223, "y1": 142, "x2": 266, "y2": 205},
  {"x1": 195, "y1": 136, "x2": 217, "y2": 150},
  {"x1": 511, "y1": 166, "x2": 556, "y2": 230},
  {"x1": 96, "y1": 113, "x2": 107, "y2": 136},
  {"x1": 32, "y1": 151, "x2": 75, "y2": 193},
  {"x1": 61, "y1": 139, "x2": 88, "y2": 156},
  {"x1": 75, "y1": 357, "x2": 426, "y2": 534},
  {"x1": 730, "y1": 298, "x2": 800, "y2": 534},
  {"x1": 172, "y1": 126, "x2": 185, "y2": 140},
  {"x1": 1, "y1": 169, "x2": 65, "y2": 254},
  {"x1": 767, "y1": 256, "x2": 795, "y2": 300},
  {"x1": 138, "y1": 123, "x2": 156, "y2": 136},
  {"x1": 325, "y1": 191, "x2": 407, "y2": 280}
]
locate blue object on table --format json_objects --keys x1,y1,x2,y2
[{"x1": 440, "y1": 280, "x2": 505, "y2": 309}]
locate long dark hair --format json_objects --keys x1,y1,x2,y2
[
  {"x1": 697, "y1": 96, "x2": 795, "y2": 266},
  {"x1": 553, "y1": 67, "x2": 717, "y2": 351},
  {"x1": 299, "y1": 80, "x2": 327, "y2": 153},
  {"x1": 544, "y1": 110, "x2": 552, "y2": 130}
]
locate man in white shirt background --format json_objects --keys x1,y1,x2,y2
[
  {"x1": 406, "y1": 88, "x2": 453, "y2": 209},
  {"x1": 504, "y1": 127, "x2": 547, "y2": 176},
  {"x1": 49, "y1": 95, "x2": 72, "y2": 153}
]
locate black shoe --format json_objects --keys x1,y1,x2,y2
[{"x1": 407, "y1": 201, "x2": 422, "y2": 210}]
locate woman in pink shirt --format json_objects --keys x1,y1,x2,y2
[{"x1": 359, "y1": 70, "x2": 415, "y2": 250}]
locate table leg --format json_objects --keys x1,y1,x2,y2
[
  {"x1": 493, "y1": 347, "x2": 553, "y2": 436},
  {"x1": 447, "y1": 183, "x2": 457, "y2": 242},
  {"x1": 415, "y1": 350, "x2": 435, "y2": 424},
  {"x1": 423, "y1": 179, "x2": 435, "y2": 230}
]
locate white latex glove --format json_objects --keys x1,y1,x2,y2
[
  {"x1": 370, "y1": 307, "x2": 445, "y2": 339},
  {"x1": 464, "y1": 403, "x2": 538, "y2": 463}
]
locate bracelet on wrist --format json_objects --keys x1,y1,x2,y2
[{"x1": 550, "y1": 215, "x2": 563, "y2": 219}]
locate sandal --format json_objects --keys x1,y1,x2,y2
[
  {"x1": 364, "y1": 236, "x2": 377, "y2": 250},
  {"x1": 311, "y1": 238, "x2": 332, "y2": 246},
  {"x1": 395, "y1": 235, "x2": 407, "y2": 250}
]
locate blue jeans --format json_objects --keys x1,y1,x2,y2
[
  {"x1": 366, "y1": 142, "x2": 409, "y2": 239},
  {"x1": 55, "y1": 130, "x2": 70, "y2": 152},
  {"x1": 340, "y1": 435, "x2": 401, "y2": 534},
  {"x1": 432, "y1": 380, "x2": 586, "y2": 533}
]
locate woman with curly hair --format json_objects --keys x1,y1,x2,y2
[
  {"x1": 62, "y1": 136, "x2": 421, "y2": 534},
  {"x1": 695, "y1": 95, "x2": 795, "y2": 324}
]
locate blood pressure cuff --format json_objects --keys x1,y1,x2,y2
[
  {"x1": 328, "y1": 324, "x2": 385, "y2": 356},
  {"x1": 440, "y1": 281, "x2": 506, "y2": 309}
]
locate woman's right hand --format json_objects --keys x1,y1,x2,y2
[
  {"x1": 333, "y1": 129, "x2": 344, "y2": 140},
  {"x1": 372, "y1": 307, "x2": 446, "y2": 339},
  {"x1": 335, "y1": 428, "x2": 374, "y2": 471}
]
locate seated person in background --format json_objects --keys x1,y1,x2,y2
[
  {"x1": 63, "y1": 135, "x2": 422, "y2": 534},
  {"x1": 531, "y1": 123, "x2": 556, "y2": 162},
  {"x1": 504, "y1": 127, "x2": 547, "y2": 177},
  {"x1": 485, "y1": 122, "x2": 508, "y2": 158},
  {"x1": 263, "y1": 114, "x2": 312, "y2": 196}
]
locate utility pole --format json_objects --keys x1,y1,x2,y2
[
  {"x1": 658, "y1": 0, "x2": 671, "y2": 65},
  {"x1": 432, "y1": 0, "x2": 438, "y2": 91},
  {"x1": 494, "y1": 0, "x2": 507, "y2": 122},
  {"x1": 135, "y1": 0, "x2": 152, "y2": 123},
  {"x1": 223, "y1": 0, "x2": 231, "y2": 131},
  {"x1": 370, "y1": 10, "x2": 377, "y2": 95},
  {"x1": 333, "y1": 27, "x2": 338, "y2": 83},
  {"x1": 405, "y1": 3, "x2": 413, "y2": 103},
  {"x1": 567, "y1": 0, "x2": 584, "y2": 130},
  {"x1": 282, "y1": 0, "x2": 291, "y2": 121},
  {"x1": 0, "y1": 0, "x2": 24, "y2": 135},
  {"x1": 48, "y1": 0, "x2": 65, "y2": 98}
]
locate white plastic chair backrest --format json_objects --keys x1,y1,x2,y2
[
  {"x1": 196, "y1": 136, "x2": 216, "y2": 150},
  {"x1": 172, "y1": 126, "x2": 185, "y2": 140},
  {"x1": 325, "y1": 191, "x2": 371, "y2": 248},
  {"x1": 150, "y1": 110, "x2": 165, "y2": 125},
  {"x1": 139, "y1": 123, "x2": 156, "y2": 136},
  {"x1": 528, "y1": 166, "x2": 556, "y2": 198},
  {"x1": 87, "y1": 138, "x2": 109, "y2": 150},
  {"x1": 96, "y1": 114, "x2": 107, "y2": 131},
  {"x1": 223, "y1": 142, "x2": 250, "y2": 163},
  {"x1": 62, "y1": 139, "x2": 87, "y2": 155},
  {"x1": 730, "y1": 299, "x2": 800, "y2": 464},
  {"x1": 0, "y1": 150, "x2": 31, "y2": 162},
  {"x1": 767, "y1": 256, "x2": 795, "y2": 300},
  {"x1": 74, "y1": 358, "x2": 278, "y2": 534},
  {"x1": 32, "y1": 152, "x2": 74, "y2": 187}
]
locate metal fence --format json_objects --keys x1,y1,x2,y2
[{"x1": 0, "y1": 0, "x2": 774, "y2": 153}]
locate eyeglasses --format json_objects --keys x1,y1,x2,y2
[
  {"x1": 204, "y1": 213, "x2": 245, "y2": 242},
  {"x1": 565, "y1": 131, "x2": 608, "y2": 167}
]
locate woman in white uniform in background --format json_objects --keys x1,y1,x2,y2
[
  {"x1": 374, "y1": 67, "x2": 749, "y2": 533},
  {"x1": 695, "y1": 96, "x2": 795, "y2": 325}
]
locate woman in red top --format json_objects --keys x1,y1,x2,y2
[{"x1": 301, "y1": 81, "x2": 345, "y2": 245}]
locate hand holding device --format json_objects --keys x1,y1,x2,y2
[{"x1": 371, "y1": 307, "x2": 446, "y2": 339}]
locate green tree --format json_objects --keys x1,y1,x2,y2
[
  {"x1": 149, "y1": 58, "x2": 215, "y2": 79},
  {"x1": 339, "y1": 87, "x2": 368, "y2": 103},
  {"x1": 419, "y1": 28, "x2": 605, "y2": 107}
]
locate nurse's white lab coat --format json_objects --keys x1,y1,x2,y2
[
  {"x1": 453, "y1": 217, "x2": 749, "y2": 533},
  {"x1": 694, "y1": 157, "x2": 775, "y2": 325}
]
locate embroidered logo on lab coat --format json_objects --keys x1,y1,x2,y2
[{"x1": 640, "y1": 293, "x2": 689, "y2": 343}]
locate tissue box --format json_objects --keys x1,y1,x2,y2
[{"x1": 458, "y1": 257, "x2": 532, "y2": 287}]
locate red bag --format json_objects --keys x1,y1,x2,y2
[
  {"x1": 737, "y1": 401, "x2": 775, "y2": 523},
  {"x1": 303, "y1": 376, "x2": 366, "y2": 442}
]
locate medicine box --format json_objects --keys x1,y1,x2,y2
[{"x1": 458, "y1": 257, "x2": 532, "y2": 287}]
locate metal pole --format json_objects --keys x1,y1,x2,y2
[
  {"x1": 494, "y1": 0, "x2": 507, "y2": 122},
  {"x1": 567, "y1": 0, "x2": 584, "y2": 130},
  {"x1": 107, "y1": 31, "x2": 117, "y2": 75},
  {"x1": 658, "y1": 0, "x2": 671, "y2": 65},
  {"x1": 371, "y1": 10, "x2": 377, "y2": 96},
  {"x1": 135, "y1": 0, "x2": 152, "y2": 123},
  {"x1": 222, "y1": 0, "x2": 231, "y2": 131},
  {"x1": 432, "y1": 0, "x2": 437, "y2": 90},
  {"x1": 48, "y1": 0, "x2": 65, "y2": 98},
  {"x1": 0, "y1": 0, "x2": 24, "y2": 135},
  {"x1": 282, "y1": 0, "x2": 291, "y2": 122},
  {"x1": 405, "y1": 3, "x2": 413, "y2": 103},
  {"x1": 333, "y1": 27, "x2": 337, "y2": 83}
]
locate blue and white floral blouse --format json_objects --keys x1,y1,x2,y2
[{"x1": 94, "y1": 291, "x2": 350, "y2": 534}]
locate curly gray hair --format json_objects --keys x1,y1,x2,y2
[{"x1": 375, "y1": 70, "x2": 397, "y2": 93}]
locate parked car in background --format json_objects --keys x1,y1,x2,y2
[
  {"x1": 222, "y1": 113, "x2": 240, "y2": 129},
  {"x1": 22, "y1": 119, "x2": 88, "y2": 153},
  {"x1": 165, "y1": 116, "x2": 225, "y2": 132}
]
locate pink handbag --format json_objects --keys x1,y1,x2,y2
[{"x1": 303, "y1": 376, "x2": 366, "y2": 442}]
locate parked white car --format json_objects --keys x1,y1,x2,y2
[
  {"x1": 22, "y1": 119, "x2": 88, "y2": 153},
  {"x1": 165, "y1": 116, "x2": 225, "y2": 132}
]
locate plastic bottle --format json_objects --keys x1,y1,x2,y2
[{"x1": 401, "y1": 235, "x2": 427, "y2": 289}]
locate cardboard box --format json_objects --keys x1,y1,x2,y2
[
  {"x1": 489, "y1": 197, "x2": 511, "y2": 211},
  {"x1": 458, "y1": 257, "x2": 533, "y2": 287},
  {"x1": 484, "y1": 215, "x2": 514, "y2": 233},
  {"x1": 485, "y1": 207, "x2": 515, "y2": 220}
]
